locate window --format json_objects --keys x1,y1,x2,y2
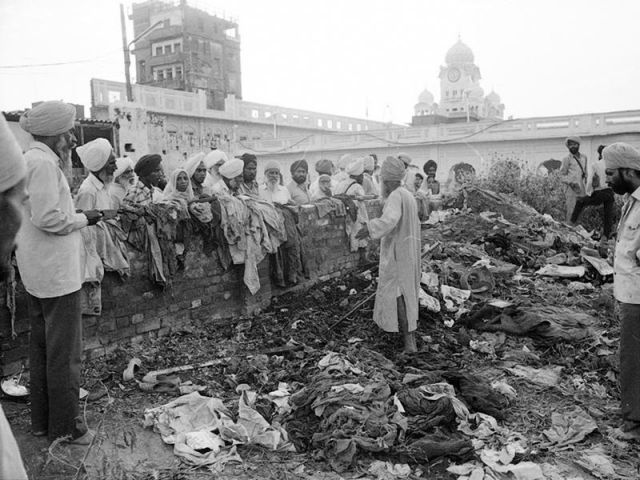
[
  {"x1": 166, "y1": 68, "x2": 173, "y2": 80},
  {"x1": 173, "y1": 42, "x2": 181, "y2": 52},
  {"x1": 336, "y1": 121, "x2": 341, "y2": 129},
  {"x1": 348, "y1": 123, "x2": 353, "y2": 131},
  {"x1": 281, "y1": 113, "x2": 287, "y2": 119},
  {"x1": 356, "y1": 124, "x2": 361, "y2": 131},
  {"x1": 155, "y1": 46, "x2": 162, "y2": 56},
  {"x1": 317, "y1": 119, "x2": 323, "y2": 127},
  {"x1": 251, "y1": 109, "x2": 259, "y2": 118},
  {"x1": 327, "y1": 120, "x2": 333, "y2": 128},
  {"x1": 165, "y1": 44, "x2": 172, "y2": 54},
  {"x1": 175, "y1": 65, "x2": 183, "y2": 79},
  {"x1": 264, "y1": 111, "x2": 272, "y2": 118}
]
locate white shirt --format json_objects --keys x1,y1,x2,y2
[
  {"x1": 75, "y1": 173, "x2": 114, "y2": 210},
  {"x1": 16, "y1": 142, "x2": 87, "y2": 298},
  {"x1": 614, "y1": 187, "x2": 640, "y2": 303},
  {"x1": 259, "y1": 183, "x2": 291, "y2": 204}
]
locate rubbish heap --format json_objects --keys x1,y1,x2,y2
[{"x1": 136, "y1": 185, "x2": 637, "y2": 479}]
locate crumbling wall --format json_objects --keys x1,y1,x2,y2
[{"x1": 0, "y1": 201, "x2": 381, "y2": 375}]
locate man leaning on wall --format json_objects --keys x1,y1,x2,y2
[{"x1": 16, "y1": 101, "x2": 102, "y2": 445}]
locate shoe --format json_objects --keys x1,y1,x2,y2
[{"x1": 67, "y1": 429, "x2": 95, "y2": 446}]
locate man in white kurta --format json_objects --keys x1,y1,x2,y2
[{"x1": 358, "y1": 155, "x2": 420, "y2": 352}]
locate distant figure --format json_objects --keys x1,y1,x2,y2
[
  {"x1": 569, "y1": 144, "x2": 615, "y2": 239},
  {"x1": 356, "y1": 156, "x2": 420, "y2": 353},
  {"x1": 334, "y1": 153, "x2": 352, "y2": 184},
  {"x1": 334, "y1": 157, "x2": 366, "y2": 196},
  {"x1": 259, "y1": 160, "x2": 291, "y2": 205},
  {"x1": 413, "y1": 172, "x2": 424, "y2": 191},
  {"x1": 109, "y1": 157, "x2": 135, "y2": 209},
  {"x1": 75, "y1": 138, "x2": 117, "y2": 210},
  {"x1": 237, "y1": 153, "x2": 259, "y2": 197},
  {"x1": 602, "y1": 143, "x2": 640, "y2": 440},
  {"x1": 161, "y1": 168, "x2": 194, "y2": 217},
  {"x1": 202, "y1": 149, "x2": 228, "y2": 194},
  {"x1": 311, "y1": 174, "x2": 333, "y2": 200},
  {"x1": 183, "y1": 152, "x2": 210, "y2": 198},
  {"x1": 123, "y1": 154, "x2": 165, "y2": 207},
  {"x1": 362, "y1": 155, "x2": 378, "y2": 196},
  {"x1": 560, "y1": 136, "x2": 588, "y2": 221},
  {"x1": 309, "y1": 158, "x2": 334, "y2": 198},
  {"x1": 287, "y1": 159, "x2": 311, "y2": 204},
  {"x1": 218, "y1": 158, "x2": 245, "y2": 195},
  {"x1": 423, "y1": 159, "x2": 442, "y2": 211}
]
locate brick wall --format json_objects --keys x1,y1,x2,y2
[{"x1": 0, "y1": 201, "x2": 381, "y2": 375}]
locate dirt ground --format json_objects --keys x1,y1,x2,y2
[{"x1": 4, "y1": 189, "x2": 640, "y2": 480}]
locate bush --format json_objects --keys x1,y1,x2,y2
[{"x1": 479, "y1": 160, "x2": 621, "y2": 237}]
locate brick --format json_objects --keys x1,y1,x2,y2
[
  {"x1": 131, "y1": 313, "x2": 144, "y2": 324},
  {"x1": 136, "y1": 317, "x2": 161, "y2": 334},
  {"x1": 116, "y1": 316, "x2": 131, "y2": 329}
]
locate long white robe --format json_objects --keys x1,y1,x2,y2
[{"x1": 369, "y1": 187, "x2": 421, "y2": 332}]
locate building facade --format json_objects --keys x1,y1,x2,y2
[{"x1": 130, "y1": 0, "x2": 242, "y2": 110}]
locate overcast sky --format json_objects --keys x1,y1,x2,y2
[{"x1": 1, "y1": 0, "x2": 639, "y2": 124}]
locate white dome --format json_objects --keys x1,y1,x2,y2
[
  {"x1": 418, "y1": 88, "x2": 434, "y2": 105},
  {"x1": 446, "y1": 39, "x2": 474, "y2": 64},
  {"x1": 487, "y1": 90, "x2": 501, "y2": 104}
]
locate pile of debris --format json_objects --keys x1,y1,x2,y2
[{"x1": 79, "y1": 186, "x2": 638, "y2": 479}]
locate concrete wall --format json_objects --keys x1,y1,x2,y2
[{"x1": 0, "y1": 201, "x2": 381, "y2": 375}]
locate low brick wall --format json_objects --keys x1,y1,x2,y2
[{"x1": 0, "y1": 201, "x2": 381, "y2": 375}]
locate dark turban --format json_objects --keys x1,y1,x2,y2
[
  {"x1": 134, "y1": 154, "x2": 162, "y2": 177},
  {"x1": 423, "y1": 159, "x2": 438, "y2": 174},
  {"x1": 315, "y1": 159, "x2": 333, "y2": 175},
  {"x1": 290, "y1": 159, "x2": 308, "y2": 174},
  {"x1": 237, "y1": 152, "x2": 257, "y2": 167}
]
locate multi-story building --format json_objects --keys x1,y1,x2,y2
[{"x1": 130, "y1": 0, "x2": 241, "y2": 110}]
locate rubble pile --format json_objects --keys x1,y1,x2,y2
[{"x1": 72, "y1": 186, "x2": 638, "y2": 478}]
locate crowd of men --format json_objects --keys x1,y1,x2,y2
[{"x1": 2, "y1": 100, "x2": 640, "y2": 476}]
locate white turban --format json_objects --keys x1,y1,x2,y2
[
  {"x1": 0, "y1": 115, "x2": 26, "y2": 192},
  {"x1": 603, "y1": 143, "x2": 640, "y2": 171},
  {"x1": 398, "y1": 152, "x2": 413, "y2": 166},
  {"x1": 264, "y1": 160, "x2": 280, "y2": 172},
  {"x1": 113, "y1": 157, "x2": 134, "y2": 180},
  {"x1": 219, "y1": 158, "x2": 244, "y2": 179},
  {"x1": 346, "y1": 157, "x2": 364, "y2": 176},
  {"x1": 203, "y1": 150, "x2": 228, "y2": 169},
  {"x1": 19, "y1": 101, "x2": 76, "y2": 136},
  {"x1": 184, "y1": 152, "x2": 206, "y2": 177},
  {"x1": 76, "y1": 138, "x2": 113, "y2": 172},
  {"x1": 338, "y1": 154, "x2": 353, "y2": 170},
  {"x1": 363, "y1": 155, "x2": 374, "y2": 171}
]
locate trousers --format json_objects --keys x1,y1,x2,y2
[
  {"x1": 570, "y1": 188, "x2": 615, "y2": 238},
  {"x1": 27, "y1": 289, "x2": 86, "y2": 441},
  {"x1": 619, "y1": 302, "x2": 640, "y2": 424}
]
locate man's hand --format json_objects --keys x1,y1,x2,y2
[
  {"x1": 83, "y1": 210, "x2": 103, "y2": 226},
  {"x1": 355, "y1": 224, "x2": 369, "y2": 240}
]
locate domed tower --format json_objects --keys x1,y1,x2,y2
[
  {"x1": 438, "y1": 38, "x2": 483, "y2": 118},
  {"x1": 414, "y1": 87, "x2": 435, "y2": 116},
  {"x1": 484, "y1": 90, "x2": 505, "y2": 119}
]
